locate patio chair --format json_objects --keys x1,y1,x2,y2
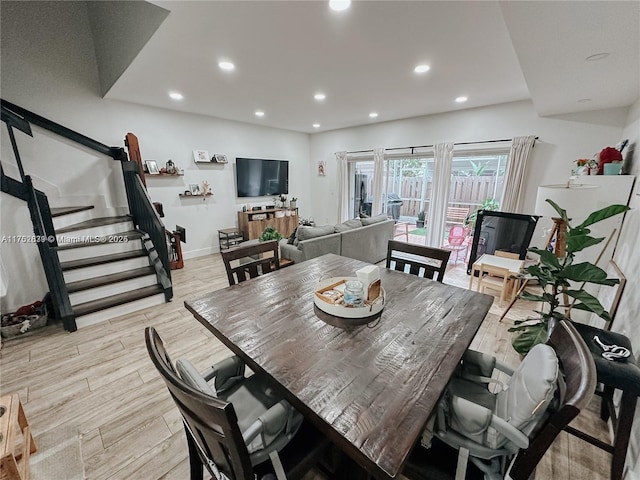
[
  {"x1": 403, "y1": 318, "x2": 596, "y2": 480},
  {"x1": 222, "y1": 240, "x2": 280, "y2": 286},
  {"x1": 441, "y1": 225, "x2": 468, "y2": 264},
  {"x1": 386, "y1": 240, "x2": 451, "y2": 282},
  {"x1": 145, "y1": 327, "x2": 329, "y2": 480}
]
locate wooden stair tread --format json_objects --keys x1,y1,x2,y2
[
  {"x1": 66, "y1": 266, "x2": 156, "y2": 293},
  {"x1": 56, "y1": 215, "x2": 132, "y2": 234},
  {"x1": 50, "y1": 205, "x2": 94, "y2": 217},
  {"x1": 60, "y1": 249, "x2": 148, "y2": 271},
  {"x1": 55, "y1": 230, "x2": 143, "y2": 250},
  {"x1": 73, "y1": 284, "x2": 164, "y2": 317}
]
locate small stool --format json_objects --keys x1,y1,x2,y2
[
  {"x1": 564, "y1": 323, "x2": 640, "y2": 480},
  {"x1": 0, "y1": 394, "x2": 37, "y2": 480}
]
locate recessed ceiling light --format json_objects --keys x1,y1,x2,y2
[
  {"x1": 455, "y1": 96, "x2": 468, "y2": 103},
  {"x1": 329, "y1": 0, "x2": 351, "y2": 11},
  {"x1": 218, "y1": 61, "x2": 235, "y2": 71},
  {"x1": 369, "y1": 112, "x2": 378, "y2": 118},
  {"x1": 255, "y1": 110, "x2": 265, "y2": 117},
  {"x1": 414, "y1": 64, "x2": 430, "y2": 74},
  {"x1": 169, "y1": 92, "x2": 183, "y2": 100},
  {"x1": 585, "y1": 52, "x2": 609, "y2": 62},
  {"x1": 313, "y1": 123, "x2": 320, "y2": 128},
  {"x1": 578, "y1": 98, "x2": 592, "y2": 103},
  {"x1": 314, "y1": 93, "x2": 326, "y2": 101}
]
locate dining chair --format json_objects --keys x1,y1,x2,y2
[
  {"x1": 563, "y1": 322, "x2": 640, "y2": 480},
  {"x1": 403, "y1": 318, "x2": 596, "y2": 480},
  {"x1": 386, "y1": 240, "x2": 451, "y2": 282},
  {"x1": 221, "y1": 239, "x2": 280, "y2": 286},
  {"x1": 441, "y1": 225, "x2": 468, "y2": 264},
  {"x1": 145, "y1": 327, "x2": 329, "y2": 480},
  {"x1": 477, "y1": 264, "x2": 511, "y2": 304}
]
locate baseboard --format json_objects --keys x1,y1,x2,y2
[{"x1": 182, "y1": 246, "x2": 217, "y2": 260}]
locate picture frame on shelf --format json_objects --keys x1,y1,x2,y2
[
  {"x1": 213, "y1": 153, "x2": 228, "y2": 163},
  {"x1": 189, "y1": 183, "x2": 201, "y2": 195},
  {"x1": 145, "y1": 160, "x2": 160, "y2": 175},
  {"x1": 193, "y1": 149, "x2": 210, "y2": 163}
]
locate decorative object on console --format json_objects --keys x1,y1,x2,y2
[
  {"x1": 597, "y1": 146, "x2": 623, "y2": 175},
  {"x1": 290, "y1": 197, "x2": 297, "y2": 209}
]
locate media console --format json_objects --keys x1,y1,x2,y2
[{"x1": 237, "y1": 208, "x2": 298, "y2": 240}]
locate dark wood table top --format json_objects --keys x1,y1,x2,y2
[{"x1": 185, "y1": 253, "x2": 493, "y2": 479}]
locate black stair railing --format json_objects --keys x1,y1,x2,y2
[{"x1": 1, "y1": 99, "x2": 173, "y2": 331}]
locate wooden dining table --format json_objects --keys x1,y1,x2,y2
[{"x1": 185, "y1": 253, "x2": 493, "y2": 479}]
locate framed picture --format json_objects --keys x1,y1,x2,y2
[
  {"x1": 318, "y1": 160, "x2": 326, "y2": 176},
  {"x1": 193, "y1": 149, "x2": 210, "y2": 163},
  {"x1": 145, "y1": 160, "x2": 160, "y2": 175},
  {"x1": 189, "y1": 183, "x2": 201, "y2": 195}
]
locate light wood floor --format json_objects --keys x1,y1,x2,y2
[{"x1": 0, "y1": 253, "x2": 612, "y2": 479}]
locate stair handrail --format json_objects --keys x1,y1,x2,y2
[
  {"x1": 1, "y1": 99, "x2": 173, "y2": 330},
  {"x1": 1, "y1": 99, "x2": 126, "y2": 161}
]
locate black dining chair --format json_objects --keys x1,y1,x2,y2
[
  {"x1": 144, "y1": 327, "x2": 329, "y2": 480},
  {"x1": 402, "y1": 318, "x2": 596, "y2": 480},
  {"x1": 386, "y1": 240, "x2": 451, "y2": 282},
  {"x1": 221, "y1": 240, "x2": 280, "y2": 286}
]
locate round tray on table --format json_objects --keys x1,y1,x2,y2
[{"x1": 313, "y1": 277, "x2": 385, "y2": 327}]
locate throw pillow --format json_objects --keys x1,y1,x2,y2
[
  {"x1": 296, "y1": 224, "x2": 335, "y2": 242},
  {"x1": 361, "y1": 214, "x2": 388, "y2": 226},
  {"x1": 287, "y1": 227, "x2": 298, "y2": 245},
  {"x1": 334, "y1": 219, "x2": 363, "y2": 232}
]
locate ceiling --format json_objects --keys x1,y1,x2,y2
[{"x1": 104, "y1": 1, "x2": 640, "y2": 134}]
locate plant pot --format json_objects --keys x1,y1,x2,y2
[
  {"x1": 290, "y1": 201, "x2": 296, "y2": 209},
  {"x1": 416, "y1": 221, "x2": 425, "y2": 228}
]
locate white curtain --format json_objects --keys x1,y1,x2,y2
[
  {"x1": 371, "y1": 148, "x2": 385, "y2": 216},
  {"x1": 426, "y1": 142, "x2": 454, "y2": 248},
  {"x1": 336, "y1": 151, "x2": 349, "y2": 222},
  {"x1": 502, "y1": 135, "x2": 536, "y2": 213}
]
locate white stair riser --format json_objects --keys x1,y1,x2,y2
[
  {"x1": 75, "y1": 293, "x2": 165, "y2": 329},
  {"x1": 52, "y1": 210, "x2": 94, "y2": 230},
  {"x1": 63, "y1": 257, "x2": 151, "y2": 283},
  {"x1": 57, "y1": 239, "x2": 143, "y2": 262},
  {"x1": 69, "y1": 274, "x2": 158, "y2": 306},
  {"x1": 57, "y1": 221, "x2": 134, "y2": 243}
]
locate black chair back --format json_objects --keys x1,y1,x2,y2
[
  {"x1": 221, "y1": 240, "x2": 280, "y2": 286},
  {"x1": 145, "y1": 327, "x2": 255, "y2": 480},
  {"x1": 386, "y1": 240, "x2": 451, "y2": 282},
  {"x1": 508, "y1": 318, "x2": 596, "y2": 479}
]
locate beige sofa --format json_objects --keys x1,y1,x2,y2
[{"x1": 279, "y1": 215, "x2": 394, "y2": 265}]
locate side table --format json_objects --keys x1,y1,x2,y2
[
  {"x1": 218, "y1": 227, "x2": 244, "y2": 250},
  {"x1": 0, "y1": 394, "x2": 36, "y2": 480}
]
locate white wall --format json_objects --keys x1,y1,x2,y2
[
  {"x1": 611, "y1": 97, "x2": 640, "y2": 480},
  {"x1": 0, "y1": 1, "x2": 311, "y2": 311}
]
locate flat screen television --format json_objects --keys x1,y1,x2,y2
[
  {"x1": 467, "y1": 210, "x2": 540, "y2": 274},
  {"x1": 235, "y1": 157, "x2": 289, "y2": 197}
]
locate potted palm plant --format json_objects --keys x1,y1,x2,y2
[
  {"x1": 416, "y1": 211, "x2": 426, "y2": 228},
  {"x1": 509, "y1": 199, "x2": 629, "y2": 355}
]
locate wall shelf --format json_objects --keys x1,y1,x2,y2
[
  {"x1": 145, "y1": 173, "x2": 184, "y2": 177},
  {"x1": 179, "y1": 193, "x2": 212, "y2": 198}
]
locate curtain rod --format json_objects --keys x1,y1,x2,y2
[{"x1": 346, "y1": 137, "x2": 538, "y2": 155}]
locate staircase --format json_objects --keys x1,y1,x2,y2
[
  {"x1": 50, "y1": 207, "x2": 166, "y2": 328},
  {"x1": 1, "y1": 100, "x2": 173, "y2": 332}
]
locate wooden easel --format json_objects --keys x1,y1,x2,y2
[{"x1": 499, "y1": 227, "x2": 616, "y2": 322}]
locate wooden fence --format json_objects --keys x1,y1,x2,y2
[{"x1": 378, "y1": 176, "x2": 503, "y2": 217}]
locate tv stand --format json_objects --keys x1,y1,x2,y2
[{"x1": 238, "y1": 208, "x2": 298, "y2": 240}]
